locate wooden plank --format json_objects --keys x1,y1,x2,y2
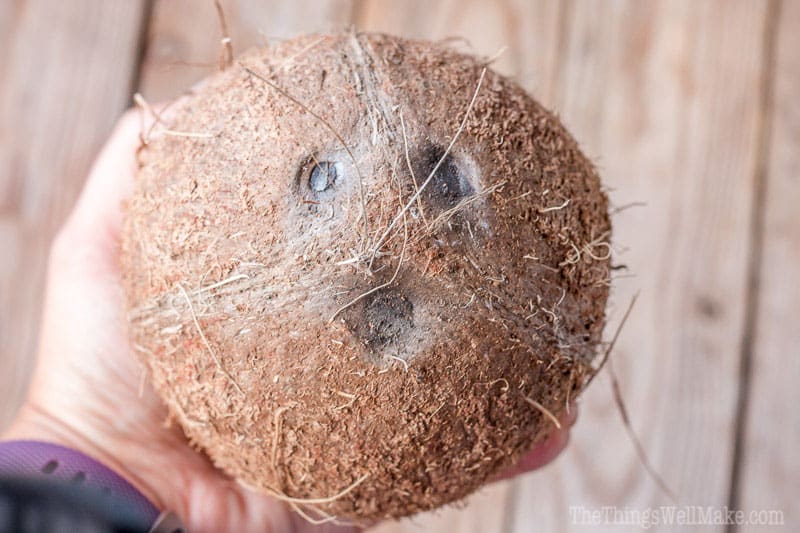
[
  {"x1": 139, "y1": 0, "x2": 356, "y2": 102},
  {"x1": 738, "y1": 1, "x2": 800, "y2": 530},
  {"x1": 0, "y1": 1, "x2": 147, "y2": 430},
  {"x1": 507, "y1": 1, "x2": 771, "y2": 531},
  {"x1": 354, "y1": 2, "x2": 562, "y2": 532}
]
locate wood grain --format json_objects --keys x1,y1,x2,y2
[
  {"x1": 1, "y1": 1, "x2": 796, "y2": 531},
  {"x1": 507, "y1": 1, "x2": 772, "y2": 531},
  {"x1": 139, "y1": 0, "x2": 356, "y2": 102},
  {"x1": 738, "y1": 0, "x2": 799, "y2": 530},
  {"x1": 0, "y1": 1, "x2": 148, "y2": 430}
]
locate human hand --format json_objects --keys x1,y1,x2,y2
[{"x1": 2, "y1": 111, "x2": 575, "y2": 532}]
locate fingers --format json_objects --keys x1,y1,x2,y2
[
  {"x1": 55, "y1": 90, "x2": 193, "y2": 261},
  {"x1": 493, "y1": 404, "x2": 578, "y2": 482},
  {"x1": 60, "y1": 109, "x2": 142, "y2": 250}
]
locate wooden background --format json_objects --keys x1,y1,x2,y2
[{"x1": 1, "y1": 1, "x2": 797, "y2": 531}]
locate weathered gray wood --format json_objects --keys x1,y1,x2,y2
[
  {"x1": 0, "y1": 1, "x2": 148, "y2": 430},
  {"x1": 738, "y1": 1, "x2": 799, "y2": 530}
]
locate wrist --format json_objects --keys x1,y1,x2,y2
[
  {"x1": 3, "y1": 402, "x2": 170, "y2": 513},
  {"x1": 0, "y1": 439, "x2": 164, "y2": 528}
]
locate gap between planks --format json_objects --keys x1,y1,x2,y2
[{"x1": 725, "y1": 0, "x2": 782, "y2": 529}]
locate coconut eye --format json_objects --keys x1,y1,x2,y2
[
  {"x1": 309, "y1": 161, "x2": 339, "y2": 192},
  {"x1": 420, "y1": 146, "x2": 474, "y2": 208}
]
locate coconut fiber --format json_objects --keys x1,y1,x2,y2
[{"x1": 121, "y1": 32, "x2": 611, "y2": 522}]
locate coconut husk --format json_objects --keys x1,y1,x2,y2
[{"x1": 121, "y1": 31, "x2": 611, "y2": 522}]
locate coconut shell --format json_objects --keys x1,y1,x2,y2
[{"x1": 121, "y1": 32, "x2": 611, "y2": 522}]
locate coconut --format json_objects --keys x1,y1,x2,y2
[{"x1": 121, "y1": 32, "x2": 611, "y2": 522}]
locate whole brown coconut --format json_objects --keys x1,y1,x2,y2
[{"x1": 122, "y1": 32, "x2": 611, "y2": 522}]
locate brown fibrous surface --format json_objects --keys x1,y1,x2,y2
[{"x1": 121, "y1": 32, "x2": 611, "y2": 523}]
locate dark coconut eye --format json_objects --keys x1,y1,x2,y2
[
  {"x1": 420, "y1": 145, "x2": 474, "y2": 208},
  {"x1": 309, "y1": 161, "x2": 339, "y2": 192}
]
